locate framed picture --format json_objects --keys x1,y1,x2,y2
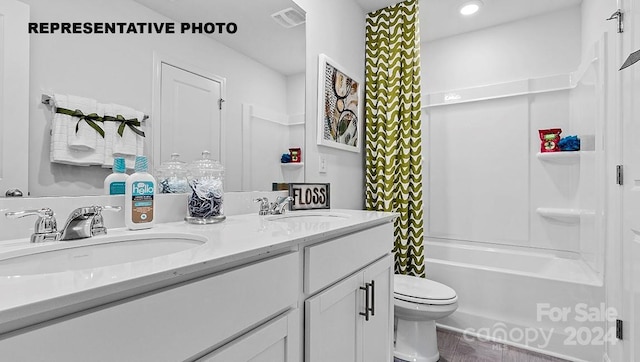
[
  {"x1": 288, "y1": 183, "x2": 330, "y2": 210},
  {"x1": 317, "y1": 54, "x2": 362, "y2": 153}
]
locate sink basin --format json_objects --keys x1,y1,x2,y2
[
  {"x1": 0, "y1": 233, "x2": 206, "y2": 276},
  {"x1": 265, "y1": 211, "x2": 350, "y2": 223}
]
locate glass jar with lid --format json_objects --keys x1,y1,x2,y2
[
  {"x1": 185, "y1": 150, "x2": 226, "y2": 224},
  {"x1": 156, "y1": 153, "x2": 189, "y2": 193}
]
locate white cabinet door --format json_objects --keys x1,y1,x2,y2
[
  {"x1": 0, "y1": 0, "x2": 29, "y2": 195},
  {"x1": 198, "y1": 311, "x2": 299, "y2": 362},
  {"x1": 305, "y1": 254, "x2": 393, "y2": 362},
  {"x1": 362, "y1": 255, "x2": 393, "y2": 362},
  {"x1": 305, "y1": 272, "x2": 363, "y2": 362}
]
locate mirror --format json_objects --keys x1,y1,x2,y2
[{"x1": 19, "y1": 0, "x2": 305, "y2": 197}]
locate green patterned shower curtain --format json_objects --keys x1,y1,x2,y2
[{"x1": 365, "y1": 0, "x2": 424, "y2": 277}]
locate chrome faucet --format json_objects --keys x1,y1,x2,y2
[
  {"x1": 5, "y1": 208, "x2": 60, "y2": 243},
  {"x1": 254, "y1": 197, "x2": 270, "y2": 216},
  {"x1": 271, "y1": 196, "x2": 293, "y2": 215},
  {"x1": 254, "y1": 196, "x2": 293, "y2": 216},
  {"x1": 59, "y1": 206, "x2": 121, "y2": 240},
  {"x1": 5, "y1": 205, "x2": 121, "y2": 243}
]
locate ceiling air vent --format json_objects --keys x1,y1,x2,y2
[{"x1": 271, "y1": 7, "x2": 306, "y2": 28}]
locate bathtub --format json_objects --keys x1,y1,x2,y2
[{"x1": 425, "y1": 239, "x2": 606, "y2": 362}]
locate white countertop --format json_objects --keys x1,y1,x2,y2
[{"x1": 0, "y1": 209, "x2": 396, "y2": 334}]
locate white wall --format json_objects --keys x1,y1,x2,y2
[
  {"x1": 24, "y1": 0, "x2": 290, "y2": 196},
  {"x1": 286, "y1": 72, "x2": 305, "y2": 163},
  {"x1": 294, "y1": 0, "x2": 366, "y2": 210},
  {"x1": 423, "y1": 7, "x2": 583, "y2": 251},
  {"x1": 423, "y1": 7, "x2": 582, "y2": 93}
]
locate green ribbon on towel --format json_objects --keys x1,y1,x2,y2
[
  {"x1": 55, "y1": 107, "x2": 105, "y2": 138},
  {"x1": 103, "y1": 115, "x2": 145, "y2": 138}
]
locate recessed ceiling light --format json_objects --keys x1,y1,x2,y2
[{"x1": 459, "y1": 0, "x2": 483, "y2": 16}]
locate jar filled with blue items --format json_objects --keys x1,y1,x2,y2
[
  {"x1": 185, "y1": 150, "x2": 226, "y2": 224},
  {"x1": 156, "y1": 153, "x2": 189, "y2": 193}
]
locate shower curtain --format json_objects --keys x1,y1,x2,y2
[{"x1": 364, "y1": 0, "x2": 424, "y2": 277}]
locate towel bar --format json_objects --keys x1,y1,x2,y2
[{"x1": 41, "y1": 94, "x2": 149, "y2": 121}]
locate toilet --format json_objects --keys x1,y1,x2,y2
[{"x1": 393, "y1": 274, "x2": 458, "y2": 362}]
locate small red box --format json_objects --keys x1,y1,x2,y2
[
  {"x1": 289, "y1": 148, "x2": 301, "y2": 163},
  {"x1": 539, "y1": 129, "x2": 562, "y2": 153}
]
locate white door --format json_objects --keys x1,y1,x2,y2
[
  {"x1": 305, "y1": 272, "x2": 363, "y2": 362},
  {"x1": 0, "y1": 0, "x2": 29, "y2": 196},
  {"x1": 362, "y1": 255, "x2": 393, "y2": 362},
  {"x1": 621, "y1": 0, "x2": 640, "y2": 359},
  {"x1": 157, "y1": 62, "x2": 224, "y2": 167}
]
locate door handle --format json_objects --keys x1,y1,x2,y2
[
  {"x1": 360, "y1": 281, "x2": 374, "y2": 321},
  {"x1": 369, "y1": 280, "x2": 375, "y2": 316},
  {"x1": 359, "y1": 285, "x2": 370, "y2": 321}
]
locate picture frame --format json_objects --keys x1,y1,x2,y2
[
  {"x1": 288, "y1": 183, "x2": 330, "y2": 210},
  {"x1": 317, "y1": 54, "x2": 362, "y2": 153}
]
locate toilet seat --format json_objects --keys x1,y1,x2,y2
[{"x1": 394, "y1": 274, "x2": 457, "y2": 305}]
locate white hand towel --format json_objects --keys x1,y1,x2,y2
[
  {"x1": 102, "y1": 109, "x2": 116, "y2": 168},
  {"x1": 50, "y1": 94, "x2": 105, "y2": 166},
  {"x1": 62, "y1": 95, "x2": 101, "y2": 151},
  {"x1": 104, "y1": 103, "x2": 145, "y2": 169}
]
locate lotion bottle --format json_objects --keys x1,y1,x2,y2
[
  {"x1": 125, "y1": 156, "x2": 155, "y2": 230},
  {"x1": 104, "y1": 157, "x2": 128, "y2": 195}
]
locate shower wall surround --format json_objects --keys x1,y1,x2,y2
[
  {"x1": 420, "y1": 6, "x2": 610, "y2": 360},
  {"x1": 422, "y1": 2, "x2": 608, "y2": 281}
]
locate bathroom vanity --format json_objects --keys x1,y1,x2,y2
[{"x1": 0, "y1": 210, "x2": 396, "y2": 361}]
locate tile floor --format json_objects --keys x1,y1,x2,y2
[{"x1": 395, "y1": 328, "x2": 570, "y2": 362}]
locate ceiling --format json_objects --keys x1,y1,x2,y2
[
  {"x1": 134, "y1": 0, "x2": 582, "y2": 76},
  {"x1": 133, "y1": 0, "x2": 306, "y2": 76},
  {"x1": 356, "y1": 0, "x2": 583, "y2": 42}
]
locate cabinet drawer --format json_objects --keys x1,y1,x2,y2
[
  {"x1": 198, "y1": 310, "x2": 298, "y2": 362},
  {"x1": 0, "y1": 252, "x2": 299, "y2": 362},
  {"x1": 304, "y1": 223, "x2": 393, "y2": 295}
]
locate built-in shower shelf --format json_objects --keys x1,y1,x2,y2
[
  {"x1": 536, "y1": 207, "x2": 595, "y2": 224},
  {"x1": 281, "y1": 162, "x2": 304, "y2": 169},
  {"x1": 536, "y1": 151, "x2": 580, "y2": 164}
]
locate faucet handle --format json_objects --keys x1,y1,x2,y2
[
  {"x1": 5, "y1": 207, "x2": 53, "y2": 219},
  {"x1": 5, "y1": 208, "x2": 60, "y2": 243},
  {"x1": 94, "y1": 205, "x2": 122, "y2": 214},
  {"x1": 91, "y1": 205, "x2": 122, "y2": 236},
  {"x1": 275, "y1": 196, "x2": 293, "y2": 203},
  {"x1": 254, "y1": 198, "x2": 270, "y2": 216},
  {"x1": 274, "y1": 196, "x2": 293, "y2": 214}
]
